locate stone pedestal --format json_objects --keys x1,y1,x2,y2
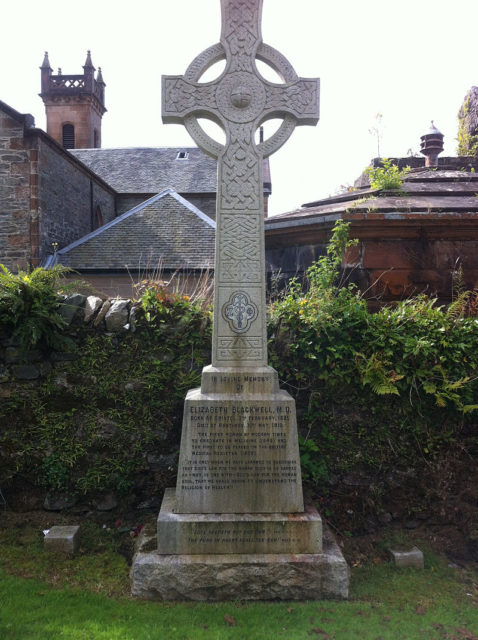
[
  {"x1": 131, "y1": 367, "x2": 349, "y2": 600},
  {"x1": 176, "y1": 367, "x2": 303, "y2": 514},
  {"x1": 157, "y1": 488, "x2": 322, "y2": 555},
  {"x1": 132, "y1": 524, "x2": 349, "y2": 601}
]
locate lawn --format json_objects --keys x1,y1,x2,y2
[{"x1": 1, "y1": 517, "x2": 478, "y2": 639}]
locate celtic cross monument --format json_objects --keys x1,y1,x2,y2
[{"x1": 131, "y1": 0, "x2": 349, "y2": 601}]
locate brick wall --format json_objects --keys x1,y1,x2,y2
[{"x1": 37, "y1": 136, "x2": 116, "y2": 259}]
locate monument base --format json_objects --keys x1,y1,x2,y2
[
  {"x1": 131, "y1": 494, "x2": 349, "y2": 601},
  {"x1": 157, "y1": 488, "x2": 323, "y2": 555}
]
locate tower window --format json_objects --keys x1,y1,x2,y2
[
  {"x1": 62, "y1": 124, "x2": 75, "y2": 149},
  {"x1": 176, "y1": 151, "x2": 188, "y2": 159},
  {"x1": 94, "y1": 129, "x2": 99, "y2": 148},
  {"x1": 94, "y1": 205, "x2": 103, "y2": 229}
]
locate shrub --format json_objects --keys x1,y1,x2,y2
[
  {"x1": 269, "y1": 221, "x2": 478, "y2": 490},
  {"x1": 0, "y1": 264, "x2": 74, "y2": 352},
  {"x1": 365, "y1": 158, "x2": 410, "y2": 191}
]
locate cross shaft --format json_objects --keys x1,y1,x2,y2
[{"x1": 162, "y1": 0, "x2": 319, "y2": 367}]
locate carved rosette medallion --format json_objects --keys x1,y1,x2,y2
[
  {"x1": 216, "y1": 72, "x2": 266, "y2": 123},
  {"x1": 222, "y1": 291, "x2": 258, "y2": 333}
]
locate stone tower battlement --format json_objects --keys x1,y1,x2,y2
[{"x1": 40, "y1": 51, "x2": 106, "y2": 149}]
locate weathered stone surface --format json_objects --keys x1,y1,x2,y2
[
  {"x1": 96, "y1": 417, "x2": 119, "y2": 439},
  {"x1": 105, "y1": 299, "x2": 129, "y2": 332},
  {"x1": 141, "y1": 0, "x2": 342, "y2": 602},
  {"x1": 12, "y1": 364, "x2": 40, "y2": 380},
  {"x1": 84, "y1": 296, "x2": 103, "y2": 323},
  {"x1": 129, "y1": 304, "x2": 139, "y2": 332},
  {"x1": 389, "y1": 546, "x2": 424, "y2": 568},
  {"x1": 94, "y1": 492, "x2": 118, "y2": 511},
  {"x1": 124, "y1": 379, "x2": 146, "y2": 392},
  {"x1": 132, "y1": 526, "x2": 348, "y2": 601},
  {"x1": 43, "y1": 491, "x2": 77, "y2": 511},
  {"x1": 158, "y1": 488, "x2": 321, "y2": 555},
  {"x1": 93, "y1": 300, "x2": 111, "y2": 327},
  {"x1": 162, "y1": 0, "x2": 319, "y2": 370},
  {"x1": 59, "y1": 294, "x2": 86, "y2": 325},
  {"x1": 5, "y1": 347, "x2": 42, "y2": 364},
  {"x1": 44, "y1": 525, "x2": 80, "y2": 555},
  {"x1": 147, "y1": 453, "x2": 177, "y2": 472}
]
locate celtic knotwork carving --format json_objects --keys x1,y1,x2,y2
[
  {"x1": 217, "y1": 336, "x2": 262, "y2": 361},
  {"x1": 265, "y1": 81, "x2": 319, "y2": 117},
  {"x1": 220, "y1": 215, "x2": 260, "y2": 282},
  {"x1": 220, "y1": 124, "x2": 260, "y2": 209},
  {"x1": 163, "y1": 78, "x2": 217, "y2": 115},
  {"x1": 258, "y1": 114, "x2": 296, "y2": 159},
  {"x1": 256, "y1": 43, "x2": 297, "y2": 83},
  {"x1": 184, "y1": 115, "x2": 224, "y2": 158},
  {"x1": 222, "y1": 0, "x2": 260, "y2": 39},
  {"x1": 222, "y1": 291, "x2": 258, "y2": 333},
  {"x1": 184, "y1": 43, "x2": 225, "y2": 83}
]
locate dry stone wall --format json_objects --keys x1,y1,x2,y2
[{"x1": 0, "y1": 295, "x2": 136, "y2": 382}]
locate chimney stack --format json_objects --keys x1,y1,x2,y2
[{"x1": 420, "y1": 121, "x2": 444, "y2": 167}]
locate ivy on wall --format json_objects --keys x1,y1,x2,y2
[{"x1": 1, "y1": 226, "x2": 477, "y2": 505}]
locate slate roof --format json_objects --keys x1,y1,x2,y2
[
  {"x1": 45, "y1": 190, "x2": 216, "y2": 271},
  {"x1": 69, "y1": 147, "x2": 218, "y2": 194},
  {"x1": 265, "y1": 165, "x2": 478, "y2": 235}
]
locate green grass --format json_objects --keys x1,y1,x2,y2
[{"x1": 1, "y1": 522, "x2": 478, "y2": 639}]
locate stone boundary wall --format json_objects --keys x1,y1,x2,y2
[
  {"x1": 0, "y1": 294, "x2": 136, "y2": 382},
  {"x1": 1, "y1": 294, "x2": 170, "y2": 514}
]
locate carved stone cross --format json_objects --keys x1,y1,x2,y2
[{"x1": 162, "y1": 0, "x2": 319, "y2": 368}]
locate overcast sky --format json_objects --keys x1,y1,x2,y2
[{"x1": 3, "y1": 0, "x2": 478, "y2": 215}]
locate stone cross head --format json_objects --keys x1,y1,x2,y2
[{"x1": 162, "y1": 0, "x2": 320, "y2": 368}]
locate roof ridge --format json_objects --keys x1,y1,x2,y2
[{"x1": 44, "y1": 189, "x2": 215, "y2": 267}]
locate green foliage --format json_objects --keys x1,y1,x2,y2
[
  {"x1": 298, "y1": 436, "x2": 328, "y2": 485},
  {"x1": 1, "y1": 228, "x2": 478, "y2": 505},
  {"x1": 0, "y1": 264, "x2": 74, "y2": 352},
  {"x1": 364, "y1": 158, "x2": 410, "y2": 191},
  {"x1": 0, "y1": 285, "x2": 212, "y2": 495},
  {"x1": 457, "y1": 96, "x2": 478, "y2": 156},
  {"x1": 269, "y1": 220, "x2": 478, "y2": 490},
  {"x1": 138, "y1": 279, "x2": 211, "y2": 332}
]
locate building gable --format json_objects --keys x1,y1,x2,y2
[{"x1": 46, "y1": 189, "x2": 216, "y2": 272}]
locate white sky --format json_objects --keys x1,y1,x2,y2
[{"x1": 2, "y1": 0, "x2": 478, "y2": 215}]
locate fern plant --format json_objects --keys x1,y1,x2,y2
[{"x1": 0, "y1": 264, "x2": 75, "y2": 352}]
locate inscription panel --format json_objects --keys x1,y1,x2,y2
[
  {"x1": 157, "y1": 490, "x2": 322, "y2": 554},
  {"x1": 176, "y1": 392, "x2": 304, "y2": 513}
]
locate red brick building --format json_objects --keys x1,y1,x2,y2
[{"x1": 265, "y1": 155, "x2": 478, "y2": 305}]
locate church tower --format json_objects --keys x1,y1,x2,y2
[{"x1": 40, "y1": 51, "x2": 106, "y2": 149}]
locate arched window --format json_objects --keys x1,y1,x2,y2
[
  {"x1": 94, "y1": 205, "x2": 103, "y2": 229},
  {"x1": 62, "y1": 124, "x2": 75, "y2": 149},
  {"x1": 93, "y1": 129, "x2": 99, "y2": 148}
]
